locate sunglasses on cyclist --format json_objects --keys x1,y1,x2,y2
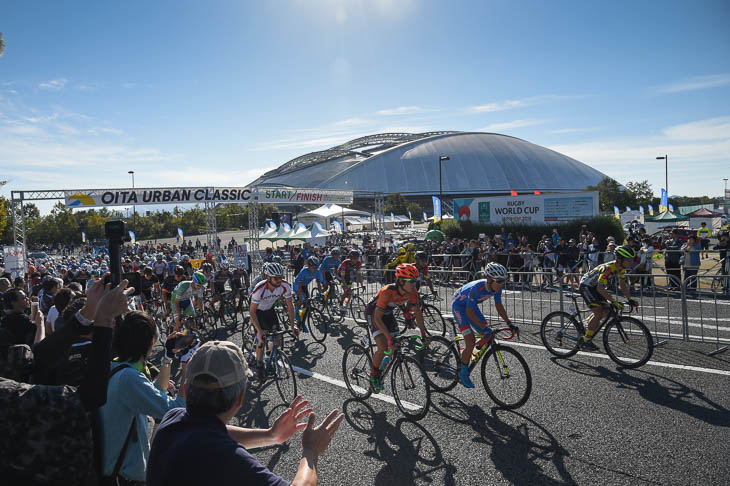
[
  {"x1": 401, "y1": 278, "x2": 417, "y2": 283},
  {"x1": 494, "y1": 279, "x2": 506, "y2": 284}
]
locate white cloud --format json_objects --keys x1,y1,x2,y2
[
  {"x1": 548, "y1": 127, "x2": 602, "y2": 134},
  {"x1": 663, "y1": 116, "x2": 730, "y2": 141},
  {"x1": 250, "y1": 135, "x2": 352, "y2": 152},
  {"x1": 121, "y1": 82, "x2": 138, "y2": 89},
  {"x1": 465, "y1": 94, "x2": 587, "y2": 114},
  {"x1": 480, "y1": 119, "x2": 547, "y2": 131},
  {"x1": 333, "y1": 117, "x2": 372, "y2": 127},
  {"x1": 88, "y1": 127, "x2": 125, "y2": 136},
  {"x1": 654, "y1": 74, "x2": 730, "y2": 94},
  {"x1": 38, "y1": 78, "x2": 68, "y2": 91},
  {"x1": 75, "y1": 84, "x2": 98, "y2": 91},
  {"x1": 376, "y1": 106, "x2": 434, "y2": 116}
]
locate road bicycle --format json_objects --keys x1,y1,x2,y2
[
  {"x1": 342, "y1": 334, "x2": 431, "y2": 421},
  {"x1": 296, "y1": 296, "x2": 329, "y2": 343},
  {"x1": 242, "y1": 327, "x2": 298, "y2": 405},
  {"x1": 393, "y1": 293, "x2": 447, "y2": 337},
  {"x1": 419, "y1": 327, "x2": 532, "y2": 409},
  {"x1": 540, "y1": 294, "x2": 653, "y2": 368},
  {"x1": 162, "y1": 305, "x2": 217, "y2": 343},
  {"x1": 312, "y1": 281, "x2": 346, "y2": 323},
  {"x1": 206, "y1": 291, "x2": 239, "y2": 333},
  {"x1": 347, "y1": 286, "x2": 368, "y2": 322}
]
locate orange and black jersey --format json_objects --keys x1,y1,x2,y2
[{"x1": 365, "y1": 283, "x2": 419, "y2": 316}]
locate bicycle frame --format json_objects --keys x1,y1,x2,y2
[{"x1": 455, "y1": 327, "x2": 517, "y2": 375}]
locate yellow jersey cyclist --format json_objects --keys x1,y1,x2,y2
[
  {"x1": 451, "y1": 262, "x2": 515, "y2": 388},
  {"x1": 578, "y1": 245, "x2": 638, "y2": 350},
  {"x1": 170, "y1": 271, "x2": 207, "y2": 332},
  {"x1": 366, "y1": 264, "x2": 429, "y2": 393}
]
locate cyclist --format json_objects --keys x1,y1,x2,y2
[
  {"x1": 170, "y1": 271, "x2": 207, "y2": 332},
  {"x1": 249, "y1": 262, "x2": 298, "y2": 381},
  {"x1": 451, "y1": 262, "x2": 516, "y2": 388},
  {"x1": 578, "y1": 245, "x2": 638, "y2": 349},
  {"x1": 365, "y1": 263, "x2": 428, "y2": 393},
  {"x1": 211, "y1": 262, "x2": 233, "y2": 309},
  {"x1": 320, "y1": 248, "x2": 342, "y2": 300},
  {"x1": 293, "y1": 256, "x2": 327, "y2": 330},
  {"x1": 414, "y1": 250, "x2": 437, "y2": 297},
  {"x1": 161, "y1": 265, "x2": 185, "y2": 318},
  {"x1": 139, "y1": 267, "x2": 160, "y2": 308},
  {"x1": 338, "y1": 249, "x2": 363, "y2": 312}
]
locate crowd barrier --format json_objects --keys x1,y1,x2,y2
[{"x1": 274, "y1": 265, "x2": 727, "y2": 357}]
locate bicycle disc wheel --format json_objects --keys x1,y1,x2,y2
[
  {"x1": 274, "y1": 351, "x2": 298, "y2": 405},
  {"x1": 419, "y1": 336, "x2": 459, "y2": 392},
  {"x1": 421, "y1": 304, "x2": 447, "y2": 337},
  {"x1": 350, "y1": 296, "x2": 367, "y2": 322},
  {"x1": 603, "y1": 317, "x2": 653, "y2": 368},
  {"x1": 391, "y1": 355, "x2": 431, "y2": 421},
  {"x1": 341, "y1": 344, "x2": 373, "y2": 399},
  {"x1": 307, "y1": 308, "x2": 329, "y2": 343},
  {"x1": 540, "y1": 311, "x2": 582, "y2": 358},
  {"x1": 480, "y1": 345, "x2": 532, "y2": 409}
]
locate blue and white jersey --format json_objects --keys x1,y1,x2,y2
[
  {"x1": 293, "y1": 267, "x2": 326, "y2": 293},
  {"x1": 452, "y1": 279, "x2": 502, "y2": 309}
]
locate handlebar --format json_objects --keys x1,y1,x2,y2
[
  {"x1": 494, "y1": 327, "x2": 518, "y2": 340},
  {"x1": 384, "y1": 334, "x2": 426, "y2": 356}
]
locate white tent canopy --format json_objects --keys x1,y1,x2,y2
[{"x1": 297, "y1": 204, "x2": 370, "y2": 228}]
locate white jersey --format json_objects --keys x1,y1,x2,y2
[{"x1": 250, "y1": 279, "x2": 292, "y2": 311}]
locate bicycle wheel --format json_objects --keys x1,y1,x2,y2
[
  {"x1": 480, "y1": 345, "x2": 532, "y2": 409},
  {"x1": 603, "y1": 317, "x2": 654, "y2": 368},
  {"x1": 241, "y1": 322, "x2": 257, "y2": 363},
  {"x1": 540, "y1": 311, "x2": 582, "y2": 358},
  {"x1": 391, "y1": 355, "x2": 431, "y2": 421},
  {"x1": 350, "y1": 295, "x2": 367, "y2": 322},
  {"x1": 421, "y1": 304, "x2": 447, "y2": 337},
  {"x1": 342, "y1": 344, "x2": 373, "y2": 400},
  {"x1": 223, "y1": 301, "x2": 239, "y2": 331},
  {"x1": 307, "y1": 307, "x2": 329, "y2": 343},
  {"x1": 419, "y1": 336, "x2": 459, "y2": 392},
  {"x1": 196, "y1": 311, "x2": 217, "y2": 341},
  {"x1": 326, "y1": 292, "x2": 346, "y2": 323},
  {"x1": 273, "y1": 351, "x2": 298, "y2": 405}
]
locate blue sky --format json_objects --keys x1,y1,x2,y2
[{"x1": 2, "y1": 0, "x2": 729, "y2": 214}]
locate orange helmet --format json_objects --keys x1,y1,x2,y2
[{"x1": 395, "y1": 263, "x2": 419, "y2": 280}]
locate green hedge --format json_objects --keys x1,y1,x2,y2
[{"x1": 430, "y1": 216, "x2": 625, "y2": 247}]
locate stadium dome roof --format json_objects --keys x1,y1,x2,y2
[{"x1": 250, "y1": 131, "x2": 607, "y2": 196}]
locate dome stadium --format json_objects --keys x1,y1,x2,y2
[{"x1": 250, "y1": 131, "x2": 607, "y2": 198}]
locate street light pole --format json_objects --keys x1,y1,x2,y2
[
  {"x1": 656, "y1": 155, "x2": 668, "y2": 196},
  {"x1": 438, "y1": 156, "x2": 450, "y2": 214},
  {"x1": 128, "y1": 170, "x2": 136, "y2": 232}
]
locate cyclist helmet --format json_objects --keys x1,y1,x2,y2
[
  {"x1": 349, "y1": 249, "x2": 361, "y2": 258},
  {"x1": 306, "y1": 256, "x2": 320, "y2": 267},
  {"x1": 202, "y1": 263, "x2": 213, "y2": 272},
  {"x1": 220, "y1": 261, "x2": 229, "y2": 269},
  {"x1": 272, "y1": 256, "x2": 282, "y2": 264},
  {"x1": 331, "y1": 248, "x2": 341, "y2": 256},
  {"x1": 263, "y1": 262, "x2": 285, "y2": 278},
  {"x1": 415, "y1": 251, "x2": 428, "y2": 261},
  {"x1": 174, "y1": 265, "x2": 185, "y2": 276},
  {"x1": 156, "y1": 254, "x2": 163, "y2": 260},
  {"x1": 484, "y1": 262, "x2": 509, "y2": 280},
  {"x1": 395, "y1": 263, "x2": 420, "y2": 280},
  {"x1": 143, "y1": 267, "x2": 152, "y2": 275},
  {"x1": 615, "y1": 245, "x2": 637, "y2": 260},
  {"x1": 182, "y1": 254, "x2": 190, "y2": 261},
  {"x1": 405, "y1": 243, "x2": 415, "y2": 251},
  {"x1": 398, "y1": 247, "x2": 406, "y2": 255},
  {"x1": 193, "y1": 271, "x2": 207, "y2": 286}
]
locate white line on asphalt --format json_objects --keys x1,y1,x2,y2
[
  {"x1": 495, "y1": 341, "x2": 730, "y2": 376},
  {"x1": 292, "y1": 366, "x2": 420, "y2": 411}
]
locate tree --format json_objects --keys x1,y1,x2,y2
[
  {"x1": 385, "y1": 193, "x2": 409, "y2": 215},
  {"x1": 625, "y1": 180, "x2": 654, "y2": 205},
  {"x1": 585, "y1": 177, "x2": 635, "y2": 212}
]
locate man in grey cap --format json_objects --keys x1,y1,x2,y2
[{"x1": 147, "y1": 340, "x2": 344, "y2": 486}]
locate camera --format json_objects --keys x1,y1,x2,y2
[{"x1": 104, "y1": 220, "x2": 131, "y2": 288}]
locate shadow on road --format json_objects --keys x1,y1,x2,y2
[
  {"x1": 429, "y1": 392, "x2": 575, "y2": 485},
  {"x1": 342, "y1": 399, "x2": 457, "y2": 485},
  {"x1": 552, "y1": 358, "x2": 730, "y2": 427}
]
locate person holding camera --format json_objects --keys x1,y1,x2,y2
[
  {"x1": 147, "y1": 340, "x2": 345, "y2": 486},
  {"x1": 1, "y1": 289, "x2": 45, "y2": 347}
]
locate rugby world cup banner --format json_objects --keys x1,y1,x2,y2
[
  {"x1": 453, "y1": 191, "x2": 598, "y2": 225},
  {"x1": 66, "y1": 187, "x2": 253, "y2": 208}
]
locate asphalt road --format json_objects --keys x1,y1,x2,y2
[{"x1": 183, "y1": 304, "x2": 730, "y2": 486}]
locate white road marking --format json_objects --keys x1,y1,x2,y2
[
  {"x1": 292, "y1": 366, "x2": 421, "y2": 411},
  {"x1": 495, "y1": 341, "x2": 730, "y2": 376}
]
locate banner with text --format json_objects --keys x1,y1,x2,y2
[
  {"x1": 65, "y1": 186, "x2": 354, "y2": 208},
  {"x1": 453, "y1": 191, "x2": 598, "y2": 225},
  {"x1": 3, "y1": 246, "x2": 26, "y2": 278}
]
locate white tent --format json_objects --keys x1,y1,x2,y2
[
  {"x1": 297, "y1": 204, "x2": 370, "y2": 229},
  {"x1": 275, "y1": 222, "x2": 292, "y2": 240},
  {"x1": 260, "y1": 222, "x2": 278, "y2": 240},
  {"x1": 309, "y1": 221, "x2": 330, "y2": 246}
]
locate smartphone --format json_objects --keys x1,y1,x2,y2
[
  {"x1": 122, "y1": 271, "x2": 142, "y2": 296},
  {"x1": 30, "y1": 301, "x2": 39, "y2": 321}
]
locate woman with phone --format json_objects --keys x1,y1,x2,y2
[{"x1": 0, "y1": 289, "x2": 45, "y2": 346}]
